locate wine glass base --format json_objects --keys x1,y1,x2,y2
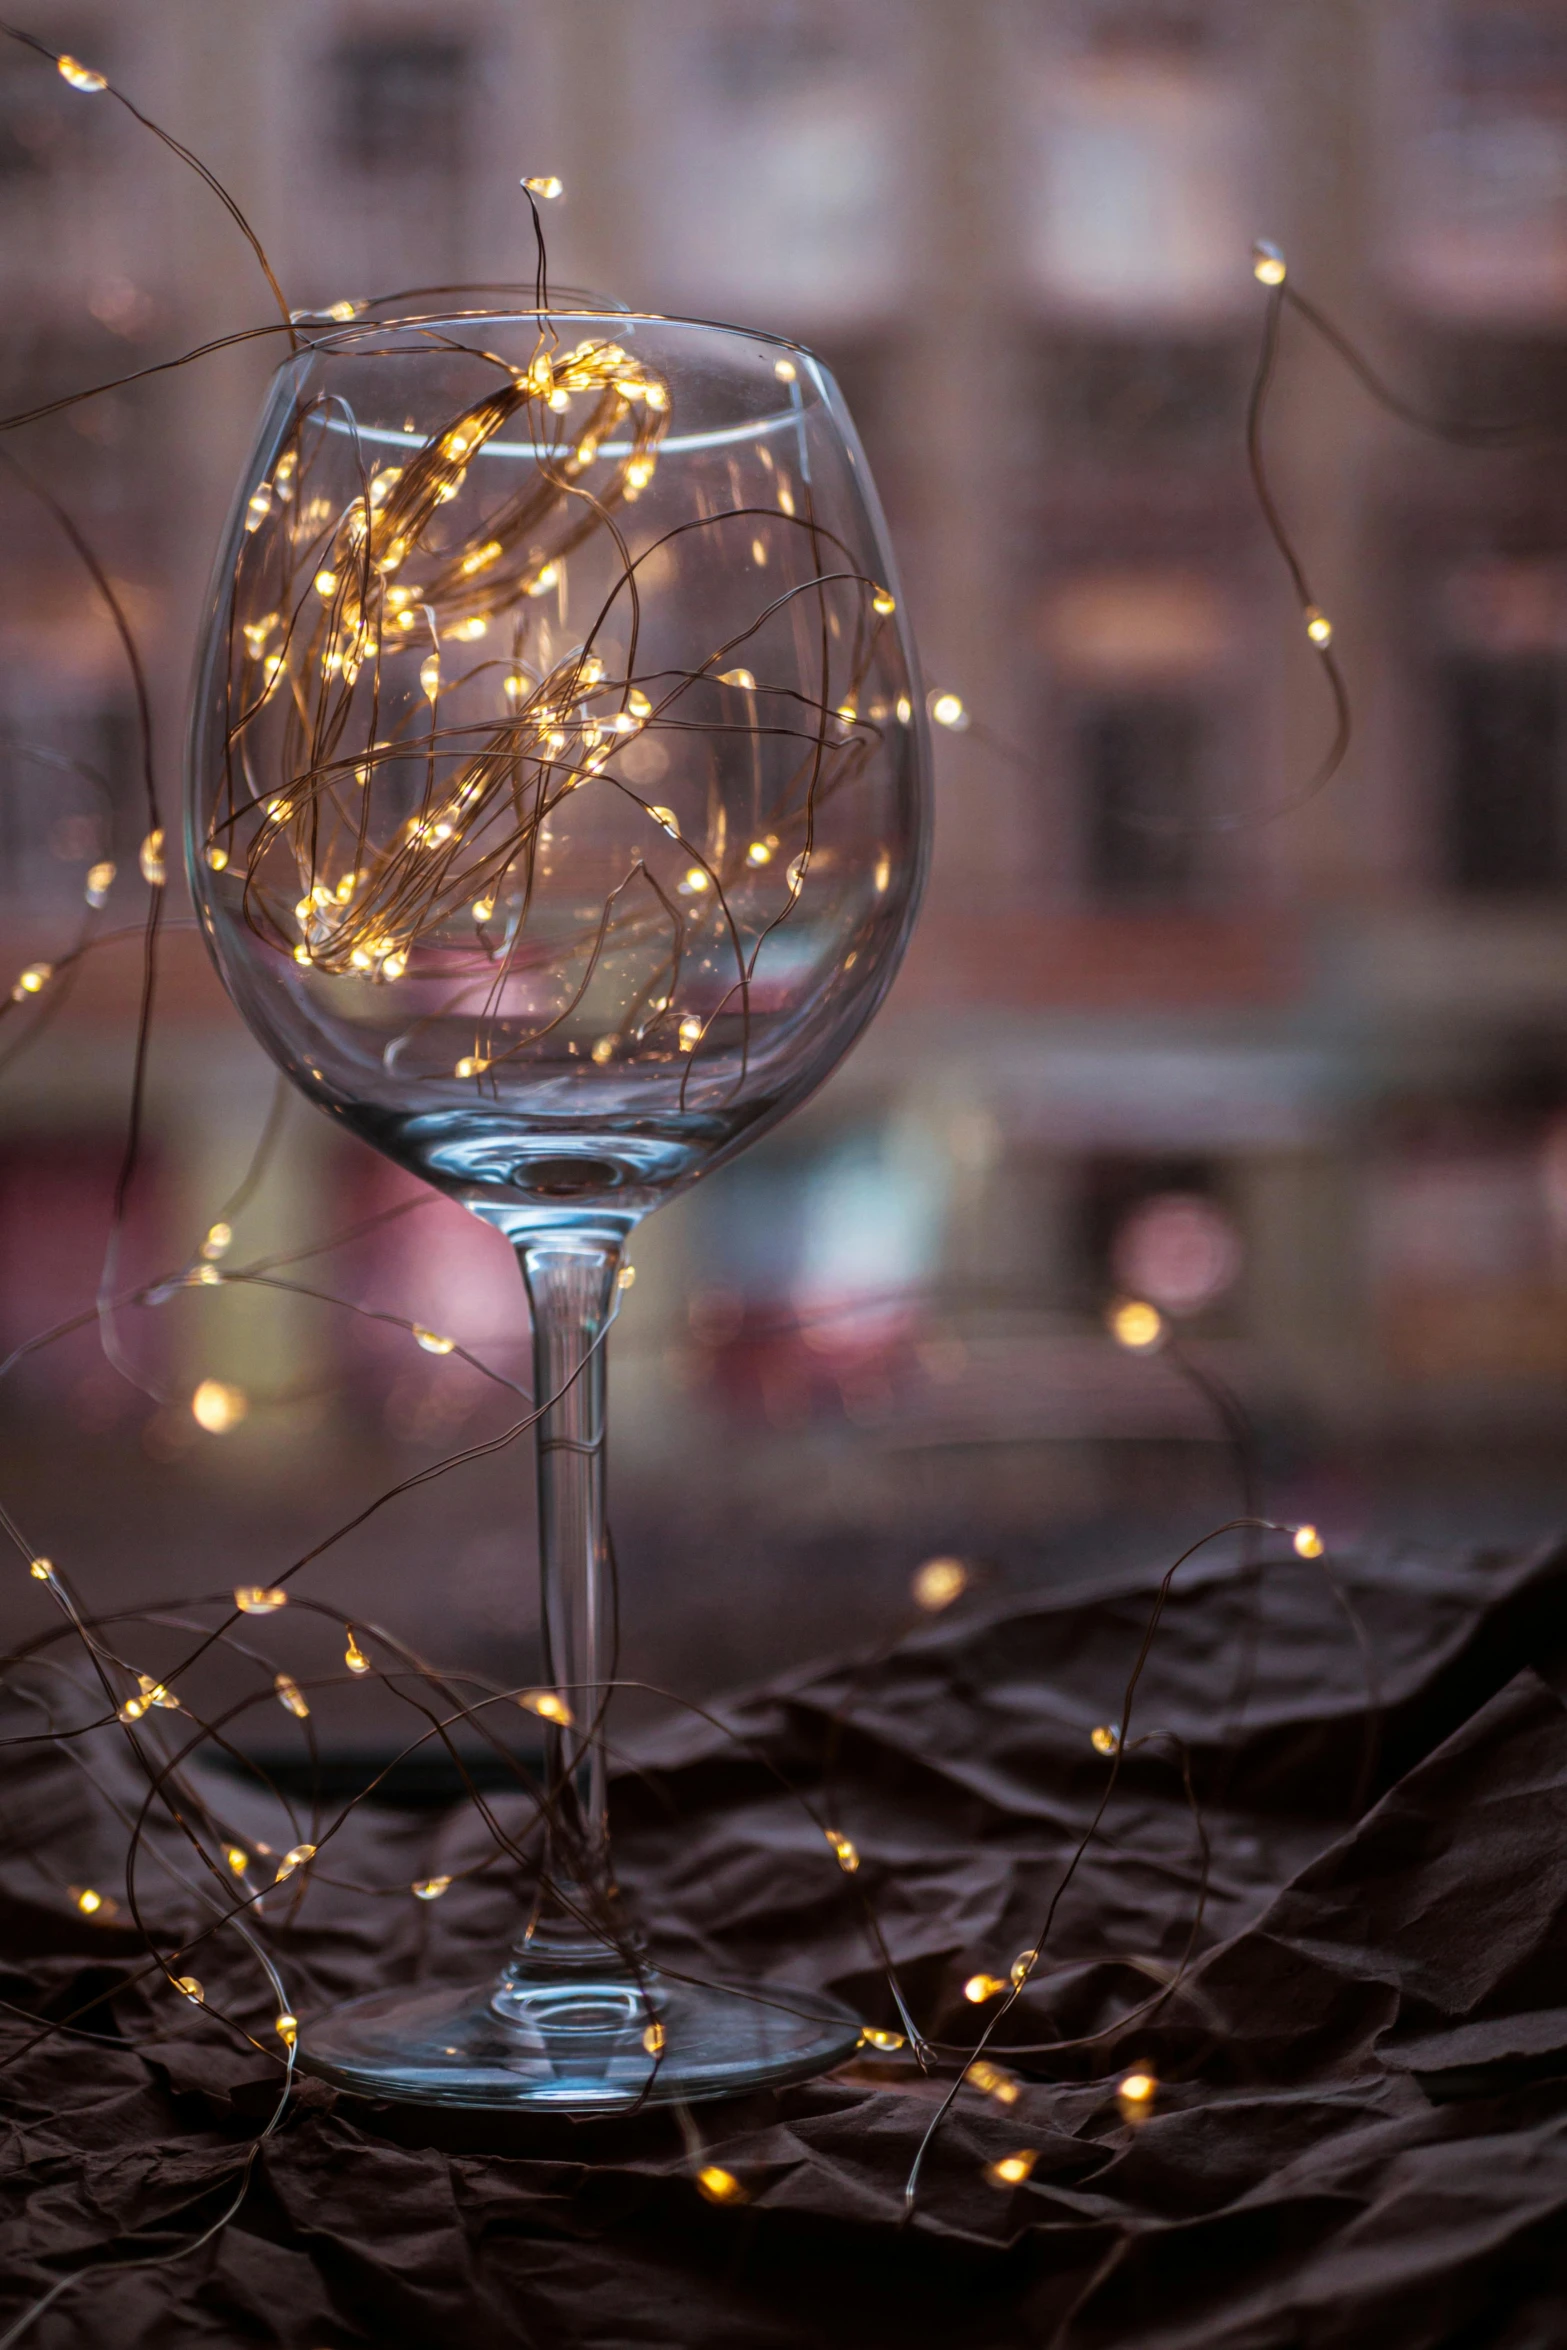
[{"x1": 296, "y1": 1966, "x2": 863, "y2": 2113}]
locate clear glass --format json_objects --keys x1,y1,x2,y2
[{"x1": 185, "y1": 300, "x2": 929, "y2": 2109}]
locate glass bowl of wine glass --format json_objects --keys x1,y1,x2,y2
[{"x1": 186, "y1": 295, "x2": 929, "y2": 2110}]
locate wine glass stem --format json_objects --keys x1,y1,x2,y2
[{"x1": 516, "y1": 1227, "x2": 623, "y2": 1941}]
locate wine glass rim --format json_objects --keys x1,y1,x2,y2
[{"x1": 286, "y1": 292, "x2": 825, "y2": 375}]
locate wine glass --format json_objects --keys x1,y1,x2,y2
[{"x1": 186, "y1": 295, "x2": 929, "y2": 2110}]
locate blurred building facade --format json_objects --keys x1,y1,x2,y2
[{"x1": 6, "y1": 0, "x2": 1567, "y2": 1694}]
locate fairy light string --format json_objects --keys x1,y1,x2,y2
[{"x1": 0, "y1": 28, "x2": 1419, "y2": 2308}]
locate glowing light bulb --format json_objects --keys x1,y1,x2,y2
[
  {"x1": 274, "y1": 1673, "x2": 310, "y2": 1718},
  {"x1": 234, "y1": 1586, "x2": 287, "y2": 1614},
  {"x1": 590, "y1": 1037, "x2": 616, "y2": 1066},
  {"x1": 201, "y1": 1222, "x2": 232, "y2": 1261},
  {"x1": 519, "y1": 1688, "x2": 574, "y2": 1726},
  {"x1": 616, "y1": 1264, "x2": 636, "y2": 1290},
  {"x1": 10, "y1": 963, "x2": 51, "y2": 1002},
  {"x1": 969, "y1": 2060, "x2": 1021, "y2": 2105},
  {"x1": 205, "y1": 843, "x2": 229, "y2": 872},
  {"x1": 459, "y1": 541, "x2": 503, "y2": 580},
  {"x1": 896, "y1": 696, "x2": 912, "y2": 724},
  {"x1": 420, "y1": 653, "x2": 441, "y2": 700},
  {"x1": 75, "y1": 1887, "x2": 104, "y2": 1914},
  {"x1": 1010, "y1": 1948, "x2": 1038, "y2": 1988},
  {"x1": 455, "y1": 1056, "x2": 490, "y2": 1079},
  {"x1": 450, "y1": 616, "x2": 489, "y2": 641},
  {"x1": 225, "y1": 1847, "x2": 249, "y2": 1874},
  {"x1": 118, "y1": 1695, "x2": 147, "y2": 1723},
  {"x1": 191, "y1": 1379, "x2": 247, "y2": 1434},
  {"x1": 717, "y1": 667, "x2": 755, "y2": 690},
  {"x1": 859, "y1": 2027, "x2": 905, "y2": 2051},
  {"x1": 412, "y1": 1875, "x2": 452, "y2": 1901},
  {"x1": 678, "y1": 1015, "x2": 703, "y2": 1052},
  {"x1": 381, "y1": 951, "x2": 408, "y2": 980},
  {"x1": 1252, "y1": 238, "x2": 1287, "y2": 286},
  {"x1": 746, "y1": 839, "x2": 773, "y2": 866},
  {"x1": 649, "y1": 806, "x2": 678, "y2": 834},
  {"x1": 964, "y1": 1974, "x2": 1007, "y2": 2003},
  {"x1": 825, "y1": 1829, "x2": 860, "y2": 1873},
  {"x1": 644, "y1": 383, "x2": 668, "y2": 411},
  {"x1": 412, "y1": 1327, "x2": 456, "y2": 1355},
  {"x1": 984, "y1": 2151, "x2": 1038, "y2": 2187},
  {"x1": 138, "y1": 1674, "x2": 179, "y2": 1710},
  {"x1": 29, "y1": 1559, "x2": 53, "y2": 1581},
  {"x1": 642, "y1": 2020, "x2": 665, "y2": 2055},
  {"x1": 1118, "y1": 2069, "x2": 1157, "y2": 2110},
  {"x1": 85, "y1": 858, "x2": 115, "y2": 905},
  {"x1": 929, "y1": 691, "x2": 968, "y2": 731},
  {"x1": 344, "y1": 1634, "x2": 369, "y2": 1675},
  {"x1": 695, "y1": 2166, "x2": 745, "y2": 2205},
  {"x1": 774, "y1": 357, "x2": 797, "y2": 383},
  {"x1": 624, "y1": 457, "x2": 655, "y2": 492},
  {"x1": 1109, "y1": 1299, "x2": 1164, "y2": 1352},
  {"x1": 244, "y1": 483, "x2": 272, "y2": 533},
  {"x1": 275, "y1": 1843, "x2": 316, "y2": 1882},
  {"x1": 626, "y1": 688, "x2": 652, "y2": 718},
  {"x1": 872, "y1": 588, "x2": 896, "y2": 616},
  {"x1": 874, "y1": 853, "x2": 892, "y2": 893},
  {"x1": 526, "y1": 563, "x2": 559, "y2": 598},
  {"x1": 523, "y1": 174, "x2": 563, "y2": 199},
  {"x1": 314, "y1": 569, "x2": 339, "y2": 599},
  {"x1": 683, "y1": 867, "x2": 710, "y2": 893},
  {"x1": 174, "y1": 1975, "x2": 204, "y2": 2002},
  {"x1": 1304, "y1": 606, "x2": 1333, "y2": 648},
  {"x1": 1293, "y1": 1524, "x2": 1324, "y2": 1559},
  {"x1": 777, "y1": 483, "x2": 795, "y2": 516},
  {"x1": 912, "y1": 1556, "x2": 967, "y2": 1611},
  {"x1": 1091, "y1": 1723, "x2": 1121, "y2": 1756},
  {"x1": 139, "y1": 829, "x2": 166, "y2": 887},
  {"x1": 275, "y1": 2014, "x2": 298, "y2": 2047},
  {"x1": 57, "y1": 54, "x2": 107, "y2": 90}
]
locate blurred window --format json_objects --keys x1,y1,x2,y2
[
  {"x1": 1396, "y1": 1, "x2": 1567, "y2": 316},
  {"x1": 1021, "y1": 13, "x2": 1255, "y2": 321},
  {"x1": 636, "y1": 0, "x2": 911, "y2": 327},
  {"x1": 1445, "y1": 656, "x2": 1567, "y2": 892},
  {"x1": 329, "y1": 36, "x2": 471, "y2": 177},
  {"x1": 1080, "y1": 694, "x2": 1206, "y2": 901}
]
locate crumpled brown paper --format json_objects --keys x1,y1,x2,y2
[{"x1": 2, "y1": 1536, "x2": 1565, "y2": 2346}]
